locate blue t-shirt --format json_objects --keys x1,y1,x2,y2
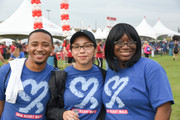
[
  {"x1": 102, "y1": 57, "x2": 174, "y2": 120},
  {"x1": 169, "y1": 42, "x2": 174, "y2": 49},
  {"x1": 0, "y1": 63, "x2": 54, "y2": 120},
  {"x1": 11, "y1": 51, "x2": 25, "y2": 59},
  {"x1": 64, "y1": 65, "x2": 104, "y2": 120}
]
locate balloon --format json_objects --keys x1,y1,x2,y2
[
  {"x1": 32, "y1": 10, "x2": 42, "y2": 17},
  {"x1": 31, "y1": 0, "x2": 35, "y2": 4},
  {"x1": 60, "y1": 1, "x2": 70, "y2": 32}
]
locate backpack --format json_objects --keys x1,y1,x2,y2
[
  {"x1": 146, "y1": 46, "x2": 151, "y2": 52},
  {"x1": 174, "y1": 46, "x2": 179, "y2": 54}
]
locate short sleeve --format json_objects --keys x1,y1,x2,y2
[
  {"x1": 146, "y1": 65, "x2": 174, "y2": 111},
  {"x1": 0, "y1": 64, "x2": 11, "y2": 100},
  {"x1": 20, "y1": 52, "x2": 25, "y2": 58}
]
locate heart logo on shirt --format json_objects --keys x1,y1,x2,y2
[
  {"x1": 69, "y1": 76, "x2": 99, "y2": 109},
  {"x1": 104, "y1": 75, "x2": 129, "y2": 108},
  {"x1": 18, "y1": 79, "x2": 48, "y2": 113}
]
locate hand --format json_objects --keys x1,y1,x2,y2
[{"x1": 63, "y1": 110, "x2": 79, "y2": 120}]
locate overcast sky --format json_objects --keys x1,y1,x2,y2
[{"x1": 0, "y1": 0, "x2": 180, "y2": 31}]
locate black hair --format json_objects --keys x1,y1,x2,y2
[
  {"x1": 28, "y1": 29, "x2": 53, "y2": 45},
  {"x1": 16, "y1": 43, "x2": 23, "y2": 49},
  {"x1": 105, "y1": 23, "x2": 141, "y2": 72}
]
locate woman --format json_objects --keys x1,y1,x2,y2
[
  {"x1": 173, "y1": 43, "x2": 179, "y2": 60},
  {"x1": 102, "y1": 23, "x2": 174, "y2": 120},
  {"x1": 46, "y1": 30, "x2": 106, "y2": 120},
  {"x1": 4, "y1": 43, "x2": 25, "y2": 64},
  {"x1": 142, "y1": 41, "x2": 152, "y2": 58},
  {"x1": 9, "y1": 43, "x2": 25, "y2": 59}
]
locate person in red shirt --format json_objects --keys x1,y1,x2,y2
[
  {"x1": 96, "y1": 41, "x2": 103, "y2": 68},
  {"x1": 10, "y1": 43, "x2": 16, "y2": 53},
  {"x1": 0, "y1": 43, "x2": 4, "y2": 55},
  {"x1": 66, "y1": 41, "x2": 74, "y2": 65}
]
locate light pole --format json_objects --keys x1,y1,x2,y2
[{"x1": 46, "y1": 9, "x2": 51, "y2": 20}]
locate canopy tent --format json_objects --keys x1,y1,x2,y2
[
  {"x1": 136, "y1": 17, "x2": 156, "y2": 39},
  {"x1": 153, "y1": 19, "x2": 180, "y2": 37},
  {"x1": 70, "y1": 28, "x2": 76, "y2": 36},
  {"x1": 65, "y1": 28, "x2": 76, "y2": 40},
  {"x1": 102, "y1": 27, "x2": 110, "y2": 39},
  {"x1": 94, "y1": 27, "x2": 104, "y2": 39},
  {"x1": 0, "y1": 0, "x2": 63, "y2": 40}
]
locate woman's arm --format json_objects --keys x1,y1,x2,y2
[
  {"x1": 154, "y1": 102, "x2": 172, "y2": 120},
  {"x1": 0, "y1": 100, "x2": 5, "y2": 118}
]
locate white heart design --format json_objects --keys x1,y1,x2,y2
[
  {"x1": 69, "y1": 76, "x2": 99, "y2": 109},
  {"x1": 104, "y1": 75, "x2": 129, "y2": 108},
  {"x1": 18, "y1": 79, "x2": 48, "y2": 113}
]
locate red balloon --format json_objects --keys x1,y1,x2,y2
[
  {"x1": 60, "y1": 3, "x2": 65, "y2": 9},
  {"x1": 64, "y1": 3, "x2": 69, "y2": 9},
  {"x1": 35, "y1": 0, "x2": 41, "y2": 4},
  {"x1": 31, "y1": 0, "x2": 35, "y2": 4},
  {"x1": 32, "y1": 10, "x2": 42, "y2": 17},
  {"x1": 34, "y1": 22, "x2": 43, "y2": 29}
]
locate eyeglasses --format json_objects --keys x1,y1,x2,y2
[
  {"x1": 71, "y1": 44, "x2": 94, "y2": 51},
  {"x1": 114, "y1": 40, "x2": 136, "y2": 48}
]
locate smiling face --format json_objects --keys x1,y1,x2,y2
[
  {"x1": 71, "y1": 36, "x2": 96, "y2": 69},
  {"x1": 114, "y1": 34, "x2": 136, "y2": 68},
  {"x1": 27, "y1": 32, "x2": 53, "y2": 66}
]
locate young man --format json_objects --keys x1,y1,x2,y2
[{"x1": 0, "y1": 29, "x2": 55, "y2": 120}]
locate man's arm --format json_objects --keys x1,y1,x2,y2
[
  {"x1": 0, "y1": 100, "x2": 5, "y2": 118},
  {"x1": 154, "y1": 102, "x2": 172, "y2": 120}
]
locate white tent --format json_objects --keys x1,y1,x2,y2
[
  {"x1": 0, "y1": 0, "x2": 63, "y2": 39},
  {"x1": 102, "y1": 27, "x2": 110, "y2": 39},
  {"x1": 153, "y1": 19, "x2": 180, "y2": 37},
  {"x1": 136, "y1": 17, "x2": 156, "y2": 39},
  {"x1": 70, "y1": 28, "x2": 76, "y2": 36},
  {"x1": 65, "y1": 28, "x2": 76, "y2": 40},
  {"x1": 94, "y1": 27, "x2": 104, "y2": 39}
]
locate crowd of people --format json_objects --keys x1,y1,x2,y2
[
  {"x1": 141, "y1": 40, "x2": 179, "y2": 60},
  {"x1": 0, "y1": 23, "x2": 175, "y2": 120},
  {"x1": 0, "y1": 42, "x2": 27, "y2": 64}
]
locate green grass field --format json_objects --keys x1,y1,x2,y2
[
  {"x1": 0, "y1": 55, "x2": 179, "y2": 119},
  {"x1": 150, "y1": 55, "x2": 180, "y2": 120}
]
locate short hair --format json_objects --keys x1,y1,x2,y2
[
  {"x1": 105, "y1": 23, "x2": 141, "y2": 72},
  {"x1": 28, "y1": 29, "x2": 53, "y2": 45}
]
